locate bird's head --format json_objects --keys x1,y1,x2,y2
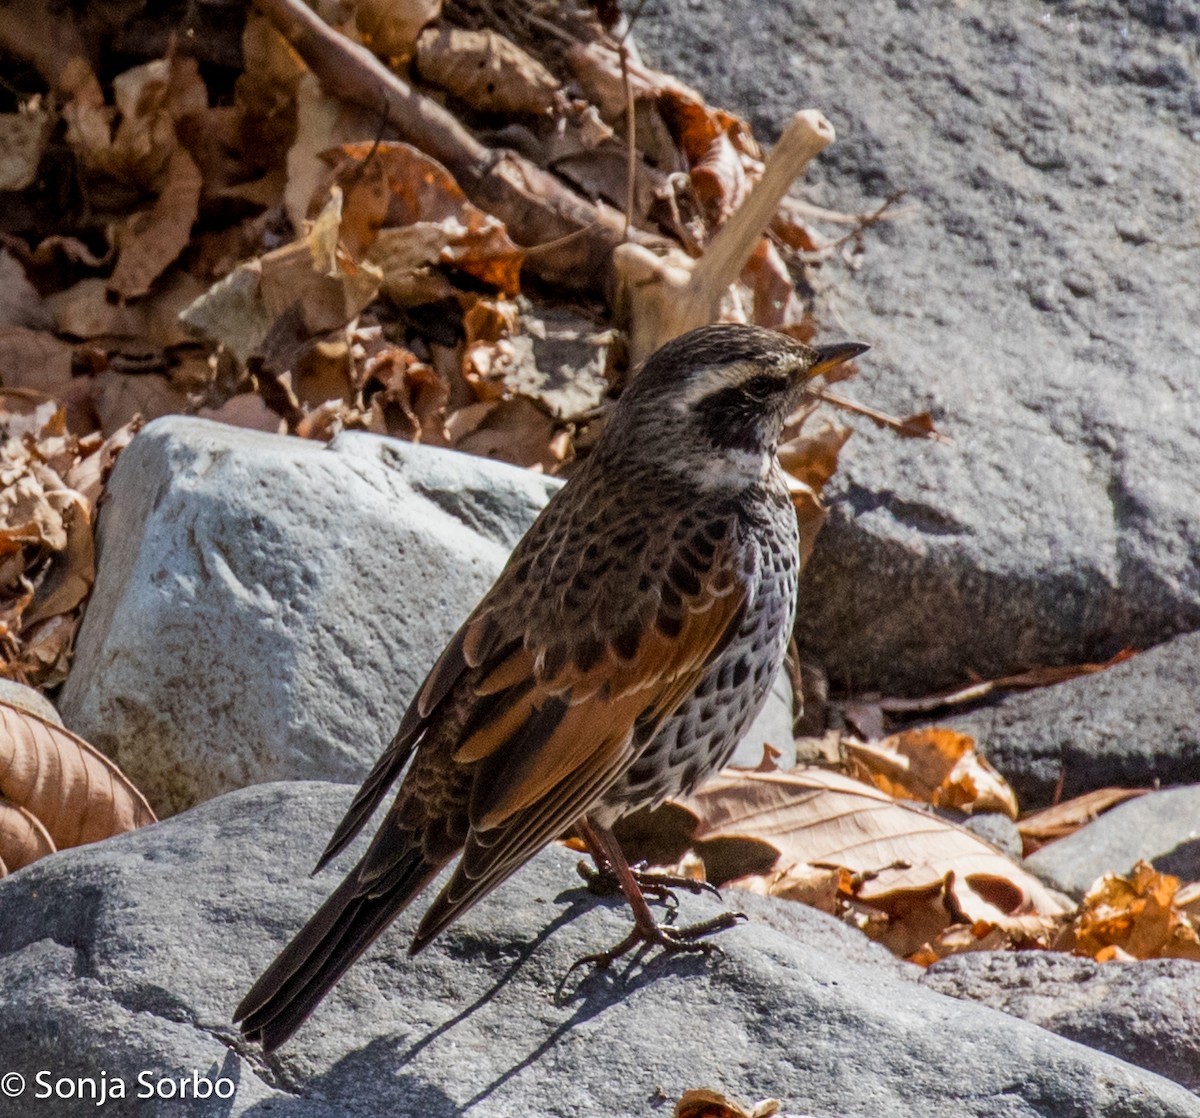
[{"x1": 604, "y1": 324, "x2": 868, "y2": 488}]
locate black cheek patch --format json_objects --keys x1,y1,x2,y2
[{"x1": 694, "y1": 386, "x2": 765, "y2": 453}]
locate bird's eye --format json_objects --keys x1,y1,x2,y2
[{"x1": 742, "y1": 375, "x2": 780, "y2": 401}]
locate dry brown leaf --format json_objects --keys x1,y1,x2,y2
[
  {"x1": 362, "y1": 346, "x2": 449, "y2": 444},
  {"x1": 0, "y1": 793, "x2": 55, "y2": 874},
  {"x1": 777, "y1": 418, "x2": 851, "y2": 566},
  {"x1": 679, "y1": 766, "x2": 1065, "y2": 926},
  {"x1": 1060, "y1": 861, "x2": 1200, "y2": 962},
  {"x1": 50, "y1": 272, "x2": 204, "y2": 349},
  {"x1": 22, "y1": 491, "x2": 94, "y2": 627},
  {"x1": 331, "y1": 142, "x2": 524, "y2": 299},
  {"x1": 742, "y1": 238, "x2": 803, "y2": 329},
  {"x1": 675, "y1": 1088, "x2": 780, "y2": 1118},
  {"x1": 846, "y1": 728, "x2": 1019, "y2": 819},
  {"x1": 63, "y1": 420, "x2": 140, "y2": 516},
  {"x1": 0, "y1": 699, "x2": 156, "y2": 850},
  {"x1": 451, "y1": 397, "x2": 569, "y2": 473},
  {"x1": 109, "y1": 145, "x2": 203, "y2": 299},
  {"x1": 259, "y1": 189, "x2": 384, "y2": 335},
  {"x1": 416, "y1": 26, "x2": 560, "y2": 116},
  {"x1": 196, "y1": 393, "x2": 286, "y2": 433},
  {"x1": 357, "y1": 0, "x2": 441, "y2": 62},
  {"x1": 89, "y1": 371, "x2": 192, "y2": 437},
  {"x1": 1018, "y1": 787, "x2": 1149, "y2": 853},
  {"x1": 691, "y1": 131, "x2": 749, "y2": 226}
]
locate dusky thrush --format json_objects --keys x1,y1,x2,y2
[{"x1": 236, "y1": 323, "x2": 868, "y2": 1050}]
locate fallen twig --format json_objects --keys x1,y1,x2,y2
[{"x1": 254, "y1": 0, "x2": 654, "y2": 296}]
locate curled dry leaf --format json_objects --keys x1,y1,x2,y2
[
  {"x1": 741, "y1": 238, "x2": 804, "y2": 329},
  {"x1": 183, "y1": 189, "x2": 383, "y2": 361},
  {"x1": 0, "y1": 793, "x2": 55, "y2": 874},
  {"x1": 675, "y1": 1088, "x2": 780, "y2": 1118},
  {"x1": 329, "y1": 142, "x2": 524, "y2": 299},
  {"x1": 356, "y1": 0, "x2": 441, "y2": 62},
  {"x1": 777, "y1": 418, "x2": 852, "y2": 567},
  {"x1": 109, "y1": 145, "x2": 203, "y2": 299},
  {"x1": 0, "y1": 700, "x2": 156, "y2": 854},
  {"x1": 678, "y1": 765, "x2": 1065, "y2": 927},
  {"x1": 415, "y1": 26, "x2": 561, "y2": 116},
  {"x1": 362, "y1": 345, "x2": 449, "y2": 444},
  {"x1": 450, "y1": 397, "x2": 570, "y2": 473},
  {"x1": 1059, "y1": 861, "x2": 1200, "y2": 963},
  {"x1": 1017, "y1": 787, "x2": 1149, "y2": 854},
  {"x1": 846, "y1": 727, "x2": 1019, "y2": 819}
]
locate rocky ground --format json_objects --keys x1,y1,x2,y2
[{"x1": 2, "y1": 1, "x2": 1199, "y2": 1116}]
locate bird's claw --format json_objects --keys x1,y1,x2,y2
[
  {"x1": 566, "y1": 910, "x2": 746, "y2": 977},
  {"x1": 577, "y1": 860, "x2": 721, "y2": 910}
]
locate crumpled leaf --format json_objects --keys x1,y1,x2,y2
[
  {"x1": 449, "y1": 397, "x2": 570, "y2": 473},
  {"x1": 327, "y1": 142, "x2": 523, "y2": 300},
  {"x1": 1060, "y1": 861, "x2": 1200, "y2": 962},
  {"x1": 182, "y1": 189, "x2": 382, "y2": 361},
  {"x1": 357, "y1": 0, "x2": 441, "y2": 62},
  {"x1": 776, "y1": 418, "x2": 852, "y2": 566},
  {"x1": 846, "y1": 727, "x2": 1019, "y2": 819},
  {"x1": 362, "y1": 346, "x2": 449, "y2": 444},
  {"x1": 108, "y1": 145, "x2": 203, "y2": 299},
  {"x1": 675, "y1": 1088, "x2": 781, "y2": 1118},
  {"x1": 0, "y1": 699, "x2": 156, "y2": 853},
  {"x1": 415, "y1": 26, "x2": 560, "y2": 116}
]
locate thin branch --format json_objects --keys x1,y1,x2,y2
[{"x1": 253, "y1": 0, "x2": 654, "y2": 297}]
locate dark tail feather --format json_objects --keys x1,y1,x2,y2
[
  {"x1": 235, "y1": 849, "x2": 442, "y2": 1052},
  {"x1": 313, "y1": 721, "x2": 423, "y2": 875}
]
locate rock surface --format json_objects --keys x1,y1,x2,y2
[
  {"x1": 1024, "y1": 784, "x2": 1200, "y2": 897},
  {"x1": 923, "y1": 951, "x2": 1200, "y2": 1093},
  {"x1": 1, "y1": 780, "x2": 1197, "y2": 1117},
  {"x1": 58, "y1": 417, "x2": 795, "y2": 816},
  {"x1": 928, "y1": 631, "x2": 1200, "y2": 808},
  {"x1": 639, "y1": 0, "x2": 1200, "y2": 694}
]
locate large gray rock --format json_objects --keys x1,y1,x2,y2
[
  {"x1": 929, "y1": 631, "x2": 1200, "y2": 808},
  {"x1": 60, "y1": 417, "x2": 794, "y2": 816},
  {"x1": 639, "y1": 1, "x2": 1200, "y2": 694},
  {"x1": 1, "y1": 780, "x2": 1197, "y2": 1116},
  {"x1": 923, "y1": 952, "x2": 1200, "y2": 1093},
  {"x1": 1024, "y1": 784, "x2": 1200, "y2": 897}
]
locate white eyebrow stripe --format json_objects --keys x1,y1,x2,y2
[{"x1": 670, "y1": 361, "x2": 784, "y2": 410}]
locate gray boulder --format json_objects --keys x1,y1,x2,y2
[
  {"x1": 59, "y1": 417, "x2": 794, "y2": 816},
  {"x1": 638, "y1": 0, "x2": 1200, "y2": 694},
  {"x1": 1024, "y1": 784, "x2": 1200, "y2": 897},
  {"x1": 1, "y1": 780, "x2": 1197, "y2": 1117},
  {"x1": 928, "y1": 631, "x2": 1200, "y2": 808},
  {"x1": 923, "y1": 951, "x2": 1200, "y2": 1093}
]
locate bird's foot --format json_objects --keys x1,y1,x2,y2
[
  {"x1": 567, "y1": 908, "x2": 746, "y2": 975},
  {"x1": 577, "y1": 859, "x2": 721, "y2": 910}
]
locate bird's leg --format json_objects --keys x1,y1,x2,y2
[
  {"x1": 574, "y1": 818, "x2": 720, "y2": 909},
  {"x1": 570, "y1": 818, "x2": 745, "y2": 971}
]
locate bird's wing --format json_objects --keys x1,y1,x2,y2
[{"x1": 394, "y1": 520, "x2": 750, "y2": 949}]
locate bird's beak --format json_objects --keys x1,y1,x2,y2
[{"x1": 806, "y1": 341, "x2": 870, "y2": 380}]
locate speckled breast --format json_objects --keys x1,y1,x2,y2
[{"x1": 594, "y1": 481, "x2": 800, "y2": 824}]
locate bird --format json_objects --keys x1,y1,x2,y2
[{"x1": 235, "y1": 323, "x2": 868, "y2": 1051}]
